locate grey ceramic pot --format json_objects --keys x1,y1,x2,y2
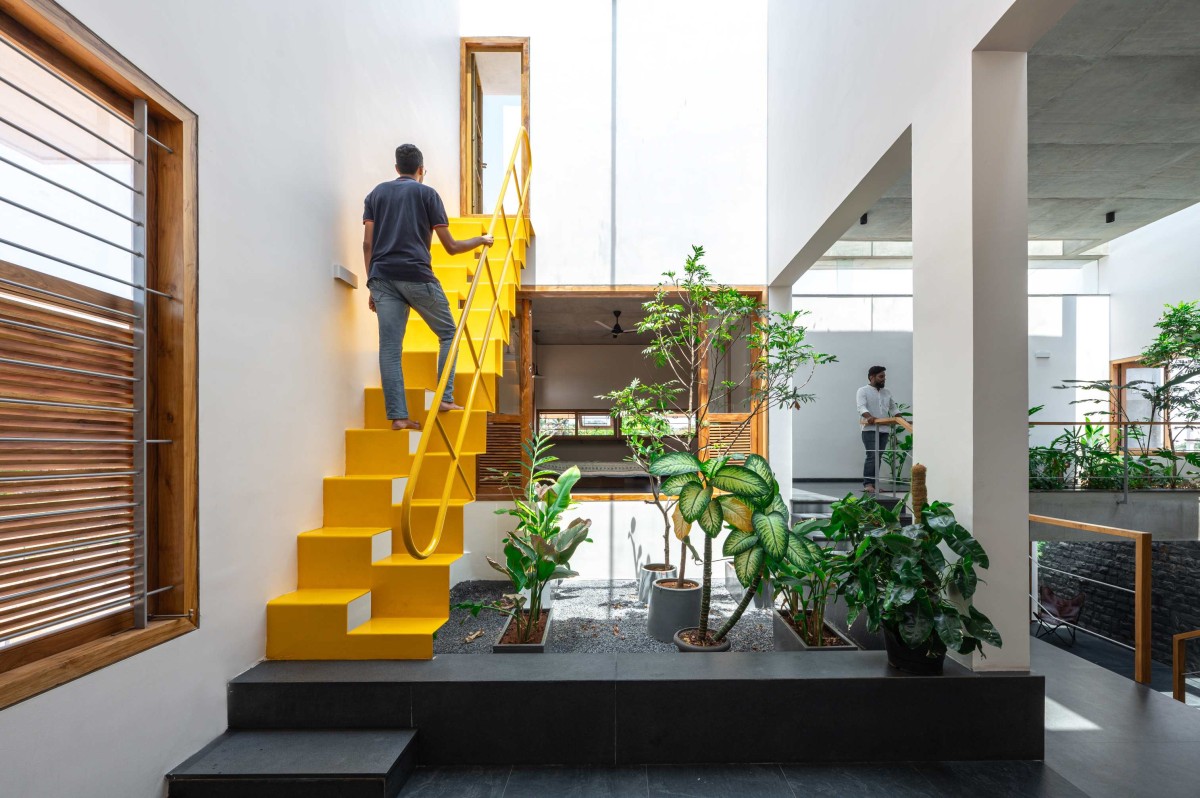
[
  {"x1": 637, "y1": 563, "x2": 677, "y2": 603},
  {"x1": 673, "y1": 627, "x2": 732, "y2": 652},
  {"x1": 647, "y1": 577, "x2": 701, "y2": 643},
  {"x1": 772, "y1": 610, "x2": 857, "y2": 651}
]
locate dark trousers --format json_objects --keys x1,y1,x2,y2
[{"x1": 862, "y1": 430, "x2": 889, "y2": 487}]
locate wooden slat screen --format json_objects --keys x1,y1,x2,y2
[
  {"x1": 0, "y1": 263, "x2": 139, "y2": 665},
  {"x1": 706, "y1": 413, "x2": 757, "y2": 462},
  {"x1": 476, "y1": 415, "x2": 522, "y2": 499}
]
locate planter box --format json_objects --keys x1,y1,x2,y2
[
  {"x1": 1030, "y1": 489, "x2": 1200, "y2": 542},
  {"x1": 493, "y1": 609, "x2": 552, "y2": 653},
  {"x1": 772, "y1": 610, "x2": 856, "y2": 651}
]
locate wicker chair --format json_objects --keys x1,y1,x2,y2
[{"x1": 1034, "y1": 584, "x2": 1086, "y2": 646}]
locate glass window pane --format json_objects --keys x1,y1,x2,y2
[
  {"x1": 578, "y1": 412, "x2": 615, "y2": 436},
  {"x1": 538, "y1": 411, "x2": 576, "y2": 436},
  {"x1": 871, "y1": 296, "x2": 913, "y2": 332},
  {"x1": 796, "y1": 297, "x2": 871, "y2": 332}
]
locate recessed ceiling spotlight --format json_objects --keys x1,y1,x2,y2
[{"x1": 1105, "y1": 210, "x2": 1116, "y2": 224}]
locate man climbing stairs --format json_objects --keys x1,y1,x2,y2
[{"x1": 265, "y1": 216, "x2": 529, "y2": 660}]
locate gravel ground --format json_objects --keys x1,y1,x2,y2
[{"x1": 436, "y1": 579, "x2": 776, "y2": 654}]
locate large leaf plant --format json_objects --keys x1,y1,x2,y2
[
  {"x1": 826, "y1": 495, "x2": 1003, "y2": 659},
  {"x1": 455, "y1": 433, "x2": 591, "y2": 643}
]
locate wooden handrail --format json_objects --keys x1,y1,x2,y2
[
  {"x1": 1030, "y1": 513, "x2": 1152, "y2": 684},
  {"x1": 1173, "y1": 629, "x2": 1200, "y2": 702},
  {"x1": 862, "y1": 416, "x2": 913, "y2": 432},
  {"x1": 398, "y1": 127, "x2": 531, "y2": 560}
]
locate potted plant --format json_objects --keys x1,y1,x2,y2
[
  {"x1": 833, "y1": 465, "x2": 1003, "y2": 674},
  {"x1": 604, "y1": 246, "x2": 834, "y2": 649},
  {"x1": 769, "y1": 518, "x2": 856, "y2": 650},
  {"x1": 605, "y1": 381, "x2": 680, "y2": 602},
  {"x1": 646, "y1": 505, "x2": 702, "y2": 643},
  {"x1": 454, "y1": 433, "x2": 591, "y2": 652}
]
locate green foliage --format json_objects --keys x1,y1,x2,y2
[
  {"x1": 598, "y1": 246, "x2": 834, "y2": 625},
  {"x1": 453, "y1": 433, "x2": 591, "y2": 643},
  {"x1": 828, "y1": 496, "x2": 1003, "y2": 658},
  {"x1": 1052, "y1": 300, "x2": 1200, "y2": 488}
]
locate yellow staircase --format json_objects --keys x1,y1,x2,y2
[{"x1": 266, "y1": 132, "x2": 531, "y2": 660}]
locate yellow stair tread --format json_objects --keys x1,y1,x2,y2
[
  {"x1": 410, "y1": 497, "x2": 471, "y2": 507},
  {"x1": 349, "y1": 616, "x2": 448, "y2": 635},
  {"x1": 268, "y1": 588, "x2": 368, "y2": 606},
  {"x1": 298, "y1": 526, "x2": 389, "y2": 538},
  {"x1": 376, "y1": 553, "x2": 460, "y2": 567}
]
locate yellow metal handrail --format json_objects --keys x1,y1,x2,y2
[{"x1": 399, "y1": 127, "x2": 531, "y2": 560}]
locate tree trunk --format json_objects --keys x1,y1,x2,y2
[
  {"x1": 678, "y1": 537, "x2": 688, "y2": 583},
  {"x1": 714, "y1": 564, "x2": 764, "y2": 643},
  {"x1": 698, "y1": 535, "x2": 713, "y2": 638}
]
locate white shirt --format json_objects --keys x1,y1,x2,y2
[{"x1": 856, "y1": 385, "x2": 897, "y2": 432}]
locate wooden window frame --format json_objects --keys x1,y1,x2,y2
[
  {"x1": 0, "y1": 0, "x2": 198, "y2": 709},
  {"x1": 459, "y1": 37, "x2": 529, "y2": 217}
]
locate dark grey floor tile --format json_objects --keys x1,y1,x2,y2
[
  {"x1": 503, "y1": 766, "x2": 648, "y2": 798},
  {"x1": 399, "y1": 766, "x2": 511, "y2": 797},
  {"x1": 647, "y1": 765, "x2": 793, "y2": 798},
  {"x1": 782, "y1": 763, "x2": 937, "y2": 797},
  {"x1": 916, "y1": 761, "x2": 1087, "y2": 797},
  {"x1": 1045, "y1": 741, "x2": 1200, "y2": 798}
]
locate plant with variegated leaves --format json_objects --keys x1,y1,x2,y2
[{"x1": 650, "y1": 450, "x2": 779, "y2": 646}]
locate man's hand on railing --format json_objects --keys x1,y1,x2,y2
[{"x1": 481, "y1": 234, "x2": 495, "y2": 247}]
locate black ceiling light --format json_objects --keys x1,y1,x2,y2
[
  {"x1": 1105, "y1": 210, "x2": 1116, "y2": 224},
  {"x1": 860, "y1": 213, "x2": 869, "y2": 225}
]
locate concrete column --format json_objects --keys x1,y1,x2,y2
[
  {"x1": 767, "y1": 285, "x2": 793, "y2": 492},
  {"x1": 912, "y1": 51, "x2": 1030, "y2": 672}
]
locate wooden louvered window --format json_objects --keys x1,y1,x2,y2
[{"x1": 0, "y1": 0, "x2": 197, "y2": 708}]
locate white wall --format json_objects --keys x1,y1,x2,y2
[
  {"x1": 766, "y1": 0, "x2": 1013, "y2": 280},
  {"x1": 0, "y1": 2, "x2": 460, "y2": 796},
  {"x1": 1103, "y1": 202, "x2": 1200, "y2": 359},
  {"x1": 460, "y1": 0, "x2": 768, "y2": 286},
  {"x1": 793, "y1": 298, "x2": 1089, "y2": 478},
  {"x1": 535, "y1": 344, "x2": 667, "y2": 410}
]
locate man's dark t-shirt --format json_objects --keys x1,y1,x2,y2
[{"x1": 363, "y1": 176, "x2": 449, "y2": 283}]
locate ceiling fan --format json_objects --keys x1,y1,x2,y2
[{"x1": 593, "y1": 310, "x2": 639, "y2": 339}]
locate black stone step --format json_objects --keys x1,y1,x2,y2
[
  {"x1": 166, "y1": 729, "x2": 416, "y2": 798},
  {"x1": 226, "y1": 654, "x2": 1044, "y2": 766}
]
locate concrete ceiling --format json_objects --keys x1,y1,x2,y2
[
  {"x1": 849, "y1": 0, "x2": 1200, "y2": 248},
  {"x1": 475, "y1": 52, "x2": 522, "y2": 96},
  {"x1": 531, "y1": 295, "x2": 655, "y2": 346}
]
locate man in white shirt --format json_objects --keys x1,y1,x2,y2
[{"x1": 856, "y1": 365, "x2": 897, "y2": 494}]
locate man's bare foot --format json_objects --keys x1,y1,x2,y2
[
  {"x1": 391, "y1": 419, "x2": 420, "y2": 431},
  {"x1": 439, "y1": 401, "x2": 464, "y2": 413}
]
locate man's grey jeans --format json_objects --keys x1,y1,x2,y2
[{"x1": 367, "y1": 277, "x2": 456, "y2": 420}]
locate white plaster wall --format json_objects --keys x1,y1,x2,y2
[
  {"x1": 534, "y1": 344, "x2": 668, "y2": 410},
  {"x1": 0, "y1": 2, "x2": 460, "y2": 796},
  {"x1": 791, "y1": 301, "x2": 1083, "y2": 478},
  {"x1": 767, "y1": 0, "x2": 1014, "y2": 280},
  {"x1": 1103, "y1": 202, "x2": 1200, "y2": 359}
]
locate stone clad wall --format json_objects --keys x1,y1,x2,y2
[{"x1": 1038, "y1": 541, "x2": 1200, "y2": 672}]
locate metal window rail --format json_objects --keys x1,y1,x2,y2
[
  {"x1": 399, "y1": 128, "x2": 531, "y2": 560},
  {"x1": 1173, "y1": 629, "x2": 1200, "y2": 703},
  {"x1": 1029, "y1": 513, "x2": 1152, "y2": 684}
]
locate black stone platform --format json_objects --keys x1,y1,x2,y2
[
  {"x1": 228, "y1": 653, "x2": 1044, "y2": 765},
  {"x1": 166, "y1": 729, "x2": 416, "y2": 798}
]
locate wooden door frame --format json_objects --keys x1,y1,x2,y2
[{"x1": 460, "y1": 37, "x2": 529, "y2": 217}]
